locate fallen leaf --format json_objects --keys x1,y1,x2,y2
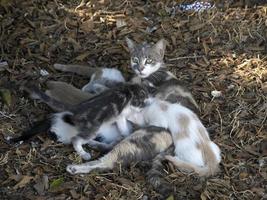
[
  {"x1": 34, "y1": 175, "x2": 49, "y2": 194},
  {"x1": 166, "y1": 195, "x2": 174, "y2": 200},
  {"x1": 74, "y1": 51, "x2": 91, "y2": 61},
  {"x1": 0, "y1": 89, "x2": 12, "y2": 106},
  {"x1": 14, "y1": 175, "x2": 34, "y2": 189},
  {"x1": 80, "y1": 19, "x2": 94, "y2": 33},
  {"x1": 0, "y1": 61, "x2": 8, "y2": 71},
  {"x1": 262, "y1": 82, "x2": 267, "y2": 93},
  {"x1": 70, "y1": 189, "x2": 80, "y2": 199},
  {"x1": 50, "y1": 177, "x2": 64, "y2": 189}
]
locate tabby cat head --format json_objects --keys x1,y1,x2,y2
[
  {"x1": 128, "y1": 84, "x2": 149, "y2": 108},
  {"x1": 126, "y1": 38, "x2": 166, "y2": 78}
]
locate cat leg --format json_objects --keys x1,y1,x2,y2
[
  {"x1": 87, "y1": 135, "x2": 124, "y2": 153},
  {"x1": 67, "y1": 127, "x2": 173, "y2": 175},
  {"x1": 72, "y1": 136, "x2": 92, "y2": 160},
  {"x1": 46, "y1": 81, "x2": 93, "y2": 106},
  {"x1": 165, "y1": 155, "x2": 215, "y2": 176},
  {"x1": 86, "y1": 140, "x2": 115, "y2": 153},
  {"x1": 116, "y1": 117, "x2": 132, "y2": 137},
  {"x1": 66, "y1": 160, "x2": 107, "y2": 174},
  {"x1": 54, "y1": 63, "x2": 102, "y2": 77},
  {"x1": 146, "y1": 147, "x2": 174, "y2": 197}
]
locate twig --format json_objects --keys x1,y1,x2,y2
[{"x1": 168, "y1": 55, "x2": 204, "y2": 61}]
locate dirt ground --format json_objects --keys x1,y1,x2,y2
[{"x1": 0, "y1": 0, "x2": 266, "y2": 199}]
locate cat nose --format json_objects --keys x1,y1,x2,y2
[{"x1": 138, "y1": 65, "x2": 144, "y2": 72}]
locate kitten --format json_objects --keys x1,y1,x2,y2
[
  {"x1": 66, "y1": 126, "x2": 173, "y2": 174},
  {"x1": 82, "y1": 67, "x2": 125, "y2": 94},
  {"x1": 20, "y1": 83, "x2": 149, "y2": 160},
  {"x1": 44, "y1": 64, "x2": 125, "y2": 110},
  {"x1": 126, "y1": 38, "x2": 199, "y2": 113},
  {"x1": 139, "y1": 98, "x2": 221, "y2": 176},
  {"x1": 8, "y1": 67, "x2": 126, "y2": 145}
]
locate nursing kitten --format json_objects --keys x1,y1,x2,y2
[
  {"x1": 139, "y1": 98, "x2": 221, "y2": 176},
  {"x1": 66, "y1": 126, "x2": 173, "y2": 174},
  {"x1": 126, "y1": 38, "x2": 199, "y2": 113},
  {"x1": 22, "y1": 83, "x2": 149, "y2": 160},
  {"x1": 9, "y1": 67, "x2": 126, "y2": 145},
  {"x1": 44, "y1": 64, "x2": 125, "y2": 110}
]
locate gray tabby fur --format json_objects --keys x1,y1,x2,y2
[{"x1": 126, "y1": 38, "x2": 199, "y2": 113}]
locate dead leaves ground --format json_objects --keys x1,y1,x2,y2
[{"x1": 0, "y1": 0, "x2": 266, "y2": 199}]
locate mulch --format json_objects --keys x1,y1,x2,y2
[{"x1": 0, "y1": 0, "x2": 266, "y2": 199}]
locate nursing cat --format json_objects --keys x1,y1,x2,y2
[
  {"x1": 49, "y1": 38, "x2": 198, "y2": 114},
  {"x1": 126, "y1": 37, "x2": 199, "y2": 113}
]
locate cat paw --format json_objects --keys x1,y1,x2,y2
[
  {"x1": 66, "y1": 165, "x2": 78, "y2": 174},
  {"x1": 81, "y1": 153, "x2": 91, "y2": 160}
]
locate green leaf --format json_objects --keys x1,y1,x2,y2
[
  {"x1": 166, "y1": 195, "x2": 174, "y2": 200},
  {"x1": 0, "y1": 89, "x2": 12, "y2": 107},
  {"x1": 50, "y1": 177, "x2": 64, "y2": 189}
]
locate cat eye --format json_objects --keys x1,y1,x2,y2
[
  {"x1": 132, "y1": 57, "x2": 139, "y2": 63},
  {"x1": 145, "y1": 58, "x2": 153, "y2": 64}
]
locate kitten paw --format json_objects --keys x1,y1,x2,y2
[
  {"x1": 81, "y1": 153, "x2": 91, "y2": 160},
  {"x1": 66, "y1": 165, "x2": 78, "y2": 174}
]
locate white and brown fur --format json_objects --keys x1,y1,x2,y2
[{"x1": 139, "y1": 98, "x2": 221, "y2": 176}]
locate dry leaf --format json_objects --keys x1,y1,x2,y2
[
  {"x1": 80, "y1": 19, "x2": 94, "y2": 33},
  {"x1": 14, "y1": 176, "x2": 34, "y2": 189}
]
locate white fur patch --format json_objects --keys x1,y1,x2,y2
[
  {"x1": 50, "y1": 112, "x2": 78, "y2": 144},
  {"x1": 82, "y1": 68, "x2": 125, "y2": 93},
  {"x1": 140, "y1": 98, "x2": 221, "y2": 169},
  {"x1": 136, "y1": 63, "x2": 162, "y2": 78},
  {"x1": 96, "y1": 123, "x2": 120, "y2": 143},
  {"x1": 101, "y1": 68, "x2": 125, "y2": 82}
]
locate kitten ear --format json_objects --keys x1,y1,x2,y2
[
  {"x1": 125, "y1": 37, "x2": 136, "y2": 52},
  {"x1": 153, "y1": 39, "x2": 166, "y2": 59}
]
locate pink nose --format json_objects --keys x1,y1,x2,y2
[{"x1": 139, "y1": 66, "x2": 144, "y2": 72}]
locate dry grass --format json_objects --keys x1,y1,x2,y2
[{"x1": 0, "y1": 0, "x2": 266, "y2": 199}]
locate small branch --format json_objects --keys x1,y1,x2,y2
[{"x1": 168, "y1": 55, "x2": 204, "y2": 61}]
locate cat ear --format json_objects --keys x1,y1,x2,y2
[
  {"x1": 125, "y1": 37, "x2": 136, "y2": 52},
  {"x1": 153, "y1": 39, "x2": 166, "y2": 59}
]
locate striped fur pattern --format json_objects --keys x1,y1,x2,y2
[{"x1": 66, "y1": 126, "x2": 173, "y2": 174}]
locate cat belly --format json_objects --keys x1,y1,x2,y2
[
  {"x1": 51, "y1": 113, "x2": 125, "y2": 145},
  {"x1": 96, "y1": 122, "x2": 120, "y2": 143}
]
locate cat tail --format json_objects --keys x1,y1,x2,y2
[
  {"x1": 146, "y1": 146, "x2": 174, "y2": 197},
  {"x1": 6, "y1": 118, "x2": 52, "y2": 144},
  {"x1": 23, "y1": 85, "x2": 71, "y2": 112},
  {"x1": 200, "y1": 141, "x2": 220, "y2": 176}
]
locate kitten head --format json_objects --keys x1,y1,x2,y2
[
  {"x1": 126, "y1": 38, "x2": 166, "y2": 78},
  {"x1": 128, "y1": 84, "x2": 149, "y2": 108}
]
